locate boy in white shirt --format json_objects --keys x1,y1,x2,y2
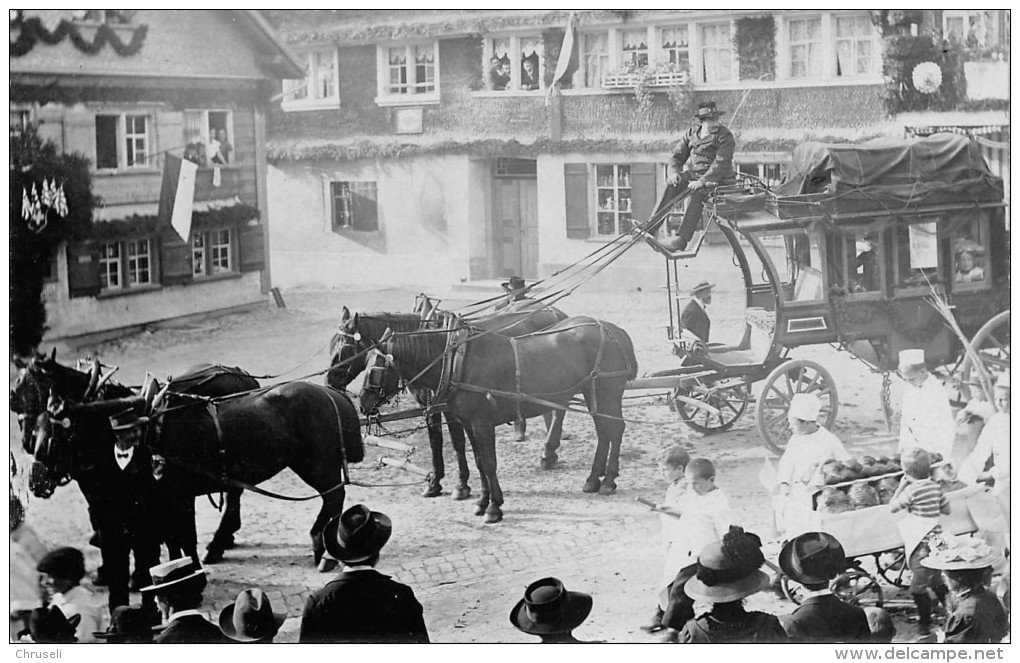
[{"x1": 642, "y1": 445, "x2": 691, "y2": 634}]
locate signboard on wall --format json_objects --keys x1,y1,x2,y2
[{"x1": 394, "y1": 107, "x2": 423, "y2": 135}]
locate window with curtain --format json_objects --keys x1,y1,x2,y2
[
  {"x1": 581, "y1": 32, "x2": 609, "y2": 87},
  {"x1": 835, "y1": 14, "x2": 875, "y2": 77},
  {"x1": 660, "y1": 26, "x2": 690, "y2": 71},
  {"x1": 701, "y1": 23, "x2": 733, "y2": 83},
  {"x1": 621, "y1": 29, "x2": 649, "y2": 68},
  {"x1": 384, "y1": 43, "x2": 437, "y2": 96},
  {"x1": 789, "y1": 17, "x2": 822, "y2": 79}
]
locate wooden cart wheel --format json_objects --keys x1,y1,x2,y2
[
  {"x1": 755, "y1": 359, "x2": 838, "y2": 456},
  {"x1": 874, "y1": 550, "x2": 911, "y2": 588},
  {"x1": 959, "y1": 310, "x2": 1010, "y2": 400},
  {"x1": 831, "y1": 568, "x2": 884, "y2": 608},
  {"x1": 674, "y1": 381, "x2": 749, "y2": 434}
]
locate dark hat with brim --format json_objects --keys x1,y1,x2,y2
[
  {"x1": 502, "y1": 276, "x2": 527, "y2": 292},
  {"x1": 140, "y1": 557, "x2": 206, "y2": 594},
  {"x1": 695, "y1": 101, "x2": 725, "y2": 119},
  {"x1": 323, "y1": 504, "x2": 392, "y2": 563},
  {"x1": 779, "y1": 531, "x2": 847, "y2": 585},
  {"x1": 510, "y1": 577, "x2": 593, "y2": 635},
  {"x1": 94, "y1": 605, "x2": 162, "y2": 641},
  {"x1": 684, "y1": 569, "x2": 770, "y2": 603},
  {"x1": 109, "y1": 407, "x2": 148, "y2": 431},
  {"x1": 218, "y1": 589, "x2": 287, "y2": 642}
]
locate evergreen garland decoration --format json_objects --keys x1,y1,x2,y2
[
  {"x1": 10, "y1": 16, "x2": 149, "y2": 58},
  {"x1": 734, "y1": 15, "x2": 776, "y2": 81},
  {"x1": 91, "y1": 203, "x2": 261, "y2": 240}
]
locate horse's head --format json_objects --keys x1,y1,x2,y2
[
  {"x1": 327, "y1": 307, "x2": 373, "y2": 390},
  {"x1": 11, "y1": 350, "x2": 59, "y2": 453},
  {"x1": 28, "y1": 395, "x2": 75, "y2": 499},
  {"x1": 358, "y1": 333, "x2": 403, "y2": 416}
]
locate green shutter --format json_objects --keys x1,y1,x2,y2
[
  {"x1": 564, "y1": 163, "x2": 589, "y2": 239},
  {"x1": 160, "y1": 228, "x2": 193, "y2": 285},
  {"x1": 66, "y1": 241, "x2": 101, "y2": 298},
  {"x1": 238, "y1": 224, "x2": 265, "y2": 272},
  {"x1": 629, "y1": 162, "x2": 658, "y2": 225}
]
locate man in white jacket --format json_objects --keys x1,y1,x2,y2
[{"x1": 897, "y1": 349, "x2": 956, "y2": 462}]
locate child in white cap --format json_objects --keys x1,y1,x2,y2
[
  {"x1": 776, "y1": 393, "x2": 850, "y2": 537},
  {"x1": 897, "y1": 348, "x2": 956, "y2": 461}
]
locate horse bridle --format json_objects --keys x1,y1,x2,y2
[{"x1": 361, "y1": 338, "x2": 405, "y2": 411}]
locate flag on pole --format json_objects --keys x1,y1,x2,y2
[
  {"x1": 552, "y1": 11, "x2": 579, "y2": 87},
  {"x1": 157, "y1": 154, "x2": 198, "y2": 243}
]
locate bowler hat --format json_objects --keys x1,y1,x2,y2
[
  {"x1": 510, "y1": 577, "x2": 593, "y2": 635},
  {"x1": 323, "y1": 504, "x2": 392, "y2": 563},
  {"x1": 684, "y1": 527, "x2": 770, "y2": 603},
  {"x1": 502, "y1": 275, "x2": 527, "y2": 292},
  {"x1": 140, "y1": 557, "x2": 206, "y2": 594},
  {"x1": 218, "y1": 588, "x2": 287, "y2": 642},
  {"x1": 94, "y1": 605, "x2": 161, "y2": 642},
  {"x1": 690, "y1": 281, "x2": 714, "y2": 296},
  {"x1": 694, "y1": 100, "x2": 725, "y2": 119},
  {"x1": 109, "y1": 408, "x2": 148, "y2": 431},
  {"x1": 779, "y1": 531, "x2": 847, "y2": 585}
]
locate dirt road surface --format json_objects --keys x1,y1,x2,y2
[{"x1": 11, "y1": 245, "x2": 988, "y2": 643}]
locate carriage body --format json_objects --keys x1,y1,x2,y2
[{"x1": 655, "y1": 133, "x2": 1009, "y2": 452}]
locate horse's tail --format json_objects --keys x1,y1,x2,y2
[{"x1": 602, "y1": 321, "x2": 639, "y2": 381}]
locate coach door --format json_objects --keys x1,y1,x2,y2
[{"x1": 492, "y1": 158, "x2": 538, "y2": 279}]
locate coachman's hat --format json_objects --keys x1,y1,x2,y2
[
  {"x1": 140, "y1": 557, "x2": 207, "y2": 594},
  {"x1": 778, "y1": 531, "x2": 847, "y2": 585},
  {"x1": 218, "y1": 588, "x2": 287, "y2": 642},
  {"x1": 109, "y1": 407, "x2": 148, "y2": 431},
  {"x1": 501, "y1": 275, "x2": 527, "y2": 292},
  {"x1": 323, "y1": 504, "x2": 392, "y2": 563},
  {"x1": 510, "y1": 577, "x2": 593, "y2": 635},
  {"x1": 695, "y1": 100, "x2": 725, "y2": 119}
]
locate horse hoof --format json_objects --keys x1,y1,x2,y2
[
  {"x1": 484, "y1": 510, "x2": 504, "y2": 524},
  {"x1": 203, "y1": 548, "x2": 225, "y2": 565},
  {"x1": 540, "y1": 456, "x2": 558, "y2": 470},
  {"x1": 582, "y1": 477, "x2": 601, "y2": 493},
  {"x1": 317, "y1": 558, "x2": 339, "y2": 573},
  {"x1": 421, "y1": 484, "x2": 442, "y2": 498},
  {"x1": 452, "y1": 487, "x2": 471, "y2": 501},
  {"x1": 473, "y1": 504, "x2": 487, "y2": 516},
  {"x1": 598, "y1": 481, "x2": 618, "y2": 496}
]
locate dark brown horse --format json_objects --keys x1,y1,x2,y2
[
  {"x1": 328, "y1": 298, "x2": 569, "y2": 499},
  {"x1": 360, "y1": 315, "x2": 637, "y2": 523},
  {"x1": 13, "y1": 352, "x2": 256, "y2": 562},
  {"x1": 34, "y1": 380, "x2": 364, "y2": 568}
]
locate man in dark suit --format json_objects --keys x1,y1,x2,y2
[
  {"x1": 142, "y1": 557, "x2": 230, "y2": 644},
  {"x1": 300, "y1": 504, "x2": 429, "y2": 643},
  {"x1": 679, "y1": 281, "x2": 713, "y2": 343},
  {"x1": 778, "y1": 531, "x2": 871, "y2": 643}
]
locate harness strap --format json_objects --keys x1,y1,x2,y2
[
  {"x1": 205, "y1": 402, "x2": 228, "y2": 485},
  {"x1": 509, "y1": 336, "x2": 523, "y2": 422},
  {"x1": 323, "y1": 389, "x2": 350, "y2": 486}
]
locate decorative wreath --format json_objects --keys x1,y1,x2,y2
[{"x1": 911, "y1": 61, "x2": 942, "y2": 95}]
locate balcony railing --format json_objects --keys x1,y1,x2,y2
[{"x1": 602, "y1": 70, "x2": 688, "y2": 90}]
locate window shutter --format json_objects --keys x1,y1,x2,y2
[
  {"x1": 564, "y1": 163, "x2": 590, "y2": 239},
  {"x1": 352, "y1": 183, "x2": 379, "y2": 231},
  {"x1": 160, "y1": 228, "x2": 193, "y2": 285},
  {"x1": 66, "y1": 241, "x2": 101, "y2": 298},
  {"x1": 238, "y1": 224, "x2": 265, "y2": 272},
  {"x1": 62, "y1": 110, "x2": 95, "y2": 161},
  {"x1": 629, "y1": 162, "x2": 659, "y2": 225}
]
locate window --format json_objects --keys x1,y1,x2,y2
[
  {"x1": 758, "y1": 230, "x2": 824, "y2": 302},
  {"x1": 384, "y1": 43, "x2": 436, "y2": 97},
  {"x1": 659, "y1": 26, "x2": 690, "y2": 72},
  {"x1": 893, "y1": 218, "x2": 943, "y2": 291},
  {"x1": 182, "y1": 110, "x2": 234, "y2": 166},
  {"x1": 594, "y1": 165, "x2": 633, "y2": 236},
  {"x1": 485, "y1": 36, "x2": 543, "y2": 91},
  {"x1": 701, "y1": 23, "x2": 733, "y2": 83},
  {"x1": 621, "y1": 29, "x2": 649, "y2": 68},
  {"x1": 330, "y1": 181, "x2": 379, "y2": 232},
  {"x1": 282, "y1": 48, "x2": 340, "y2": 109},
  {"x1": 10, "y1": 108, "x2": 32, "y2": 136},
  {"x1": 835, "y1": 15, "x2": 876, "y2": 77},
  {"x1": 788, "y1": 17, "x2": 822, "y2": 79},
  {"x1": 72, "y1": 10, "x2": 135, "y2": 24},
  {"x1": 580, "y1": 32, "x2": 609, "y2": 88},
  {"x1": 736, "y1": 162, "x2": 787, "y2": 188},
  {"x1": 950, "y1": 214, "x2": 991, "y2": 290},
  {"x1": 826, "y1": 231, "x2": 883, "y2": 297},
  {"x1": 94, "y1": 113, "x2": 152, "y2": 170},
  {"x1": 944, "y1": 10, "x2": 1004, "y2": 49},
  {"x1": 191, "y1": 229, "x2": 235, "y2": 277},
  {"x1": 99, "y1": 238, "x2": 154, "y2": 292}
]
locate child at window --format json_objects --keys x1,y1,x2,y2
[{"x1": 954, "y1": 250, "x2": 985, "y2": 283}]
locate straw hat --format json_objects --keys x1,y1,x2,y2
[
  {"x1": 140, "y1": 557, "x2": 206, "y2": 594},
  {"x1": 920, "y1": 537, "x2": 1004, "y2": 571}
]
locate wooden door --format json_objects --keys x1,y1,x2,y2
[{"x1": 494, "y1": 178, "x2": 538, "y2": 278}]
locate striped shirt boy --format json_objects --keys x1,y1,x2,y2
[{"x1": 890, "y1": 477, "x2": 948, "y2": 520}]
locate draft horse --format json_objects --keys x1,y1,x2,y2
[
  {"x1": 360, "y1": 315, "x2": 638, "y2": 523},
  {"x1": 327, "y1": 297, "x2": 569, "y2": 499},
  {"x1": 12, "y1": 351, "x2": 258, "y2": 563},
  {"x1": 34, "y1": 380, "x2": 364, "y2": 568}
]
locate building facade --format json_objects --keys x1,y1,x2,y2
[
  {"x1": 265, "y1": 10, "x2": 1008, "y2": 291},
  {"x1": 10, "y1": 10, "x2": 302, "y2": 341}
]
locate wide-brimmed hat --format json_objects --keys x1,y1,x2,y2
[
  {"x1": 788, "y1": 393, "x2": 822, "y2": 422},
  {"x1": 695, "y1": 101, "x2": 725, "y2": 119},
  {"x1": 779, "y1": 532, "x2": 847, "y2": 585},
  {"x1": 920, "y1": 537, "x2": 1004, "y2": 571},
  {"x1": 140, "y1": 557, "x2": 206, "y2": 594},
  {"x1": 684, "y1": 527, "x2": 770, "y2": 603},
  {"x1": 109, "y1": 407, "x2": 148, "y2": 431},
  {"x1": 509, "y1": 577, "x2": 593, "y2": 635},
  {"x1": 218, "y1": 588, "x2": 287, "y2": 642},
  {"x1": 502, "y1": 275, "x2": 527, "y2": 292},
  {"x1": 897, "y1": 349, "x2": 926, "y2": 376},
  {"x1": 323, "y1": 504, "x2": 392, "y2": 563},
  {"x1": 29, "y1": 606, "x2": 81, "y2": 644},
  {"x1": 37, "y1": 546, "x2": 86, "y2": 582},
  {"x1": 94, "y1": 605, "x2": 161, "y2": 642},
  {"x1": 690, "y1": 281, "x2": 715, "y2": 296}
]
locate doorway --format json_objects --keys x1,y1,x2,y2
[{"x1": 492, "y1": 158, "x2": 538, "y2": 279}]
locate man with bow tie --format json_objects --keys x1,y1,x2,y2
[{"x1": 93, "y1": 408, "x2": 162, "y2": 616}]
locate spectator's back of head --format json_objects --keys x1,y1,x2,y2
[
  {"x1": 864, "y1": 607, "x2": 895, "y2": 643},
  {"x1": 900, "y1": 447, "x2": 931, "y2": 480},
  {"x1": 659, "y1": 444, "x2": 690, "y2": 470}
]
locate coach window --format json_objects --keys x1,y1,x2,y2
[
  {"x1": 826, "y1": 229, "x2": 883, "y2": 299},
  {"x1": 949, "y1": 211, "x2": 991, "y2": 291},
  {"x1": 892, "y1": 217, "x2": 944, "y2": 293}
]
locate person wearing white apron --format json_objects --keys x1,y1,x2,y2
[
  {"x1": 776, "y1": 393, "x2": 851, "y2": 539},
  {"x1": 897, "y1": 349, "x2": 956, "y2": 462}
]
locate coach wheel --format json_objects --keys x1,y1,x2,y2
[{"x1": 674, "y1": 380, "x2": 749, "y2": 434}]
